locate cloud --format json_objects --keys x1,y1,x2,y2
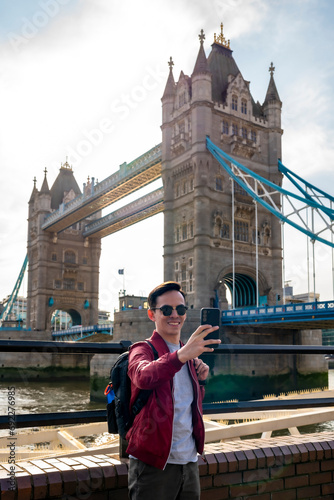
[{"x1": 212, "y1": 0, "x2": 269, "y2": 38}]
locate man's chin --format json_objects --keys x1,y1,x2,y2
[{"x1": 164, "y1": 328, "x2": 181, "y2": 339}]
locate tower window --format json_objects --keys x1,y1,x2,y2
[
  {"x1": 64, "y1": 250, "x2": 76, "y2": 264},
  {"x1": 51, "y1": 253, "x2": 57, "y2": 262},
  {"x1": 234, "y1": 183, "x2": 248, "y2": 196},
  {"x1": 241, "y1": 127, "x2": 248, "y2": 139},
  {"x1": 63, "y1": 278, "x2": 75, "y2": 290},
  {"x1": 251, "y1": 130, "x2": 257, "y2": 142},
  {"x1": 232, "y1": 123, "x2": 238, "y2": 136},
  {"x1": 235, "y1": 221, "x2": 249, "y2": 242},
  {"x1": 215, "y1": 177, "x2": 223, "y2": 191},
  {"x1": 189, "y1": 221, "x2": 194, "y2": 238},
  {"x1": 222, "y1": 120, "x2": 229, "y2": 134},
  {"x1": 179, "y1": 92, "x2": 186, "y2": 108},
  {"x1": 181, "y1": 266, "x2": 187, "y2": 281},
  {"x1": 232, "y1": 95, "x2": 238, "y2": 111},
  {"x1": 77, "y1": 282, "x2": 84, "y2": 291},
  {"x1": 241, "y1": 99, "x2": 247, "y2": 114},
  {"x1": 182, "y1": 224, "x2": 187, "y2": 240},
  {"x1": 221, "y1": 223, "x2": 230, "y2": 239},
  {"x1": 189, "y1": 271, "x2": 193, "y2": 292}
]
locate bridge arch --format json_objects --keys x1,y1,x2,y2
[
  {"x1": 48, "y1": 306, "x2": 82, "y2": 331},
  {"x1": 216, "y1": 266, "x2": 271, "y2": 309}
]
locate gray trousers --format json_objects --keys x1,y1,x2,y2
[{"x1": 128, "y1": 458, "x2": 200, "y2": 500}]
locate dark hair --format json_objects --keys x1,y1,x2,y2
[{"x1": 148, "y1": 281, "x2": 186, "y2": 309}]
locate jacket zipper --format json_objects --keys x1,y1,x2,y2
[
  {"x1": 162, "y1": 378, "x2": 174, "y2": 470},
  {"x1": 188, "y1": 360, "x2": 205, "y2": 447}
]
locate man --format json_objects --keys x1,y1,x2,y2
[{"x1": 127, "y1": 281, "x2": 220, "y2": 499}]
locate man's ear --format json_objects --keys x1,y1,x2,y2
[{"x1": 147, "y1": 309, "x2": 155, "y2": 322}]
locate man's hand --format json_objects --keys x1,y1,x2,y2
[
  {"x1": 177, "y1": 324, "x2": 220, "y2": 364},
  {"x1": 193, "y1": 357, "x2": 209, "y2": 381}
]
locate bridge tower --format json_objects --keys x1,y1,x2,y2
[
  {"x1": 161, "y1": 25, "x2": 283, "y2": 309},
  {"x1": 26, "y1": 163, "x2": 101, "y2": 331}
]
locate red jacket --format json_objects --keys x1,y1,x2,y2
[{"x1": 126, "y1": 330, "x2": 205, "y2": 470}]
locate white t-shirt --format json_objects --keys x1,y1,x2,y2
[{"x1": 166, "y1": 341, "x2": 198, "y2": 464}]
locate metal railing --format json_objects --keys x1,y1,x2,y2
[
  {"x1": 222, "y1": 299, "x2": 334, "y2": 326},
  {"x1": 1, "y1": 340, "x2": 334, "y2": 430}
]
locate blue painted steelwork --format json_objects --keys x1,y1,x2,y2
[
  {"x1": 221, "y1": 299, "x2": 334, "y2": 326},
  {"x1": 206, "y1": 137, "x2": 334, "y2": 247},
  {"x1": 224, "y1": 273, "x2": 256, "y2": 307},
  {"x1": 278, "y1": 161, "x2": 334, "y2": 214},
  {"x1": 0, "y1": 325, "x2": 31, "y2": 331},
  {"x1": 52, "y1": 323, "x2": 112, "y2": 341},
  {"x1": 0, "y1": 255, "x2": 28, "y2": 326}
]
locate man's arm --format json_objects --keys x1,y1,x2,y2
[{"x1": 128, "y1": 343, "x2": 183, "y2": 390}]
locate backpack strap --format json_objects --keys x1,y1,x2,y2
[{"x1": 145, "y1": 339, "x2": 159, "y2": 360}]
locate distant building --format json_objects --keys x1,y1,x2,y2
[
  {"x1": 0, "y1": 295, "x2": 27, "y2": 327},
  {"x1": 98, "y1": 310, "x2": 112, "y2": 324},
  {"x1": 118, "y1": 293, "x2": 148, "y2": 311},
  {"x1": 284, "y1": 286, "x2": 319, "y2": 303}
]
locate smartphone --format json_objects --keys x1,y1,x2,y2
[{"x1": 200, "y1": 307, "x2": 220, "y2": 348}]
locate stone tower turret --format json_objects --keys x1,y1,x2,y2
[
  {"x1": 26, "y1": 161, "x2": 101, "y2": 331},
  {"x1": 263, "y1": 62, "x2": 283, "y2": 166},
  {"x1": 161, "y1": 24, "x2": 283, "y2": 309}
]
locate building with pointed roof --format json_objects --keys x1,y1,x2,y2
[
  {"x1": 26, "y1": 163, "x2": 101, "y2": 331},
  {"x1": 161, "y1": 24, "x2": 283, "y2": 309},
  {"x1": 50, "y1": 160, "x2": 82, "y2": 210}
]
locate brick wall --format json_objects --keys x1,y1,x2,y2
[{"x1": 1, "y1": 432, "x2": 334, "y2": 499}]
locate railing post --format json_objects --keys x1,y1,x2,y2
[{"x1": 119, "y1": 437, "x2": 129, "y2": 458}]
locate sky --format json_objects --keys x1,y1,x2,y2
[{"x1": 0, "y1": 0, "x2": 334, "y2": 317}]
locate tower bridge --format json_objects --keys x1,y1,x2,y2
[
  {"x1": 2, "y1": 23, "x2": 333, "y2": 397},
  {"x1": 2, "y1": 24, "x2": 334, "y2": 356}
]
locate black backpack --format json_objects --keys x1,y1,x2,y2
[{"x1": 105, "y1": 340, "x2": 159, "y2": 439}]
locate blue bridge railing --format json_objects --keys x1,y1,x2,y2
[
  {"x1": 221, "y1": 300, "x2": 334, "y2": 327},
  {"x1": 52, "y1": 323, "x2": 112, "y2": 341}
]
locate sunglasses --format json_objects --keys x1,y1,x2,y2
[{"x1": 151, "y1": 304, "x2": 188, "y2": 316}]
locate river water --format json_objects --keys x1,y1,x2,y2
[
  {"x1": 1, "y1": 373, "x2": 334, "y2": 435},
  {"x1": 0, "y1": 379, "x2": 102, "y2": 416}
]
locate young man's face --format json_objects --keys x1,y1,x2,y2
[{"x1": 148, "y1": 290, "x2": 187, "y2": 344}]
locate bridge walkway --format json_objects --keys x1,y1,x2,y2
[
  {"x1": 222, "y1": 300, "x2": 334, "y2": 329},
  {"x1": 41, "y1": 144, "x2": 162, "y2": 233}
]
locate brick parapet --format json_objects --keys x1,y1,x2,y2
[{"x1": 1, "y1": 432, "x2": 334, "y2": 499}]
